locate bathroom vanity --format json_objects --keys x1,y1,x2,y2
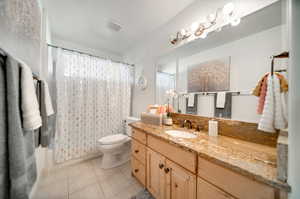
[{"x1": 129, "y1": 121, "x2": 290, "y2": 199}]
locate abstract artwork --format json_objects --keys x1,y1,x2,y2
[{"x1": 187, "y1": 57, "x2": 230, "y2": 92}]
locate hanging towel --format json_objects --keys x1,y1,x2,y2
[
  {"x1": 20, "y1": 63, "x2": 42, "y2": 131},
  {"x1": 0, "y1": 53, "x2": 9, "y2": 198},
  {"x1": 216, "y1": 92, "x2": 226, "y2": 108},
  {"x1": 252, "y1": 73, "x2": 268, "y2": 96},
  {"x1": 40, "y1": 80, "x2": 55, "y2": 147},
  {"x1": 42, "y1": 80, "x2": 54, "y2": 116},
  {"x1": 257, "y1": 74, "x2": 268, "y2": 114},
  {"x1": 258, "y1": 75, "x2": 276, "y2": 132},
  {"x1": 34, "y1": 80, "x2": 41, "y2": 148},
  {"x1": 186, "y1": 94, "x2": 198, "y2": 114},
  {"x1": 281, "y1": 92, "x2": 288, "y2": 124},
  {"x1": 275, "y1": 73, "x2": 289, "y2": 93},
  {"x1": 273, "y1": 75, "x2": 287, "y2": 130},
  {"x1": 4, "y1": 54, "x2": 37, "y2": 199},
  {"x1": 253, "y1": 73, "x2": 288, "y2": 97},
  {"x1": 214, "y1": 93, "x2": 232, "y2": 118},
  {"x1": 188, "y1": 93, "x2": 195, "y2": 107}
]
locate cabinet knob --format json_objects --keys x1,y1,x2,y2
[
  {"x1": 164, "y1": 168, "x2": 170, "y2": 173},
  {"x1": 134, "y1": 169, "x2": 139, "y2": 173},
  {"x1": 159, "y1": 163, "x2": 164, "y2": 169},
  {"x1": 134, "y1": 150, "x2": 139, "y2": 153},
  {"x1": 174, "y1": 183, "x2": 178, "y2": 188}
]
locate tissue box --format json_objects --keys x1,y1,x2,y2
[{"x1": 141, "y1": 112, "x2": 162, "y2": 126}]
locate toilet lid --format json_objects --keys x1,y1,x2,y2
[{"x1": 98, "y1": 134, "x2": 128, "y2": 145}]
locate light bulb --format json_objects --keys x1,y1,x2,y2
[
  {"x1": 180, "y1": 29, "x2": 186, "y2": 36},
  {"x1": 223, "y1": 2, "x2": 235, "y2": 15},
  {"x1": 207, "y1": 13, "x2": 215, "y2": 23},
  {"x1": 190, "y1": 22, "x2": 199, "y2": 32},
  {"x1": 230, "y1": 17, "x2": 241, "y2": 26}
]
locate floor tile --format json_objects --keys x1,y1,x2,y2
[
  {"x1": 33, "y1": 157, "x2": 140, "y2": 199},
  {"x1": 68, "y1": 169, "x2": 98, "y2": 194},
  {"x1": 39, "y1": 166, "x2": 68, "y2": 188},
  {"x1": 68, "y1": 162, "x2": 92, "y2": 179},
  {"x1": 98, "y1": 170, "x2": 132, "y2": 198},
  {"x1": 33, "y1": 178, "x2": 68, "y2": 199},
  {"x1": 69, "y1": 184, "x2": 105, "y2": 199}
]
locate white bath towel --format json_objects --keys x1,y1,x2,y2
[
  {"x1": 41, "y1": 80, "x2": 54, "y2": 116},
  {"x1": 273, "y1": 75, "x2": 287, "y2": 130},
  {"x1": 281, "y1": 92, "x2": 288, "y2": 124},
  {"x1": 258, "y1": 75, "x2": 276, "y2": 132},
  {"x1": 188, "y1": 93, "x2": 195, "y2": 107},
  {"x1": 21, "y1": 64, "x2": 42, "y2": 131},
  {"x1": 216, "y1": 92, "x2": 226, "y2": 108}
]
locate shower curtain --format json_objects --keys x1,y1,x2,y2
[{"x1": 54, "y1": 49, "x2": 133, "y2": 163}]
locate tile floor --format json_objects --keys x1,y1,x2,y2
[{"x1": 33, "y1": 157, "x2": 144, "y2": 199}]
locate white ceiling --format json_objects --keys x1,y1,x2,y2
[{"x1": 44, "y1": 0, "x2": 195, "y2": 55}]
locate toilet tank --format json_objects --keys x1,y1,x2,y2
[{"x1": 125, "y1": 117, "x2": 140, "y2": 136}]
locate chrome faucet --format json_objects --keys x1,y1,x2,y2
[{"x1": 183, "y1": 120, "x2": 192, "y2": 129}]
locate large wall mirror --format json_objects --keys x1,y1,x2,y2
[{"x1": 156, "y1": 1, "x2": 288, "y2": 123}]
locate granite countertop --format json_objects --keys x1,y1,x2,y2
[{"x1": 129, "y1": 122, "x2": 291, "y2": 192}]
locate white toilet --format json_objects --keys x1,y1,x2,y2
[{"x1": 98, "y1": 117, "x2": 139, "y2": 169}]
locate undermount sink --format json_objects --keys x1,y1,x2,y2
[{"x1": 165, "y1": 130, "x2": 197, "y2": 139}]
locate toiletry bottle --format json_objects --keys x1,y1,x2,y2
[{"x1": 209, "y1": 119, "x2": 218, "y2": 136}]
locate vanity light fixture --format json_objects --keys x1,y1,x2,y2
[{"x1": 170, "y1": 2, "x2": 241, "y2": 45}]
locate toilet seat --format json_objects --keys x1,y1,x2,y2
[{"x1": 98, "y1": 134, "x2": 128, "y2": 145}]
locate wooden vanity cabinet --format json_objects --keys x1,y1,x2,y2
[
  {"x1": 147, "y1": 149, "x2": 167, "y2": 199},
  {"x1": 198, "y1": 157, "x2": 276, "y2": 199},
  {"x1": 132, "y1": 157, "x2": 146, "y2": 186},
  {"x1": 130, "y1": 127, "x2": 287, "y2": 199},
  {"x1": 147, "y1": 148, "x2": 196, "y2": 199},
  {"x1": 131, "y1": 129, "x2": 147, "y2": 186},
  {"x1": 197, "y1": 177, "x2": 234, "y2": 199},
  {"x1": 166, "y1": 160, "x2": 197, "y2": 199}
]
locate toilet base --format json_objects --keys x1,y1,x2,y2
[
  {"x1": 101, "y1": 151, "x2": 130, "y2": 169},
  {"x1": 100, "y1": 141, "x2": 131, "y2": 169}
]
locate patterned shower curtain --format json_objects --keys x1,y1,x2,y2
[{"x1": 54, "y1": 49, "x2": 133, "y2": 163}]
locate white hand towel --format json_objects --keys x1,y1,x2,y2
[
  {"x1": 258, "y1": 75, "x2": 275, "y2": 133},
  {"x1": 216, "y1": 92, "x2": 226, "y2": 108},
  {"x1": 281, "y1": 92, "x2": 288, "y2": 124},
  {"x1": 21, "y1": 64, "x2": 42, "y2": 131},
  {"x1": 41, "y1": 80, "x2": 54, "y2": 116},
  {"x1": 188, "y1": 93, "x2": 195, "y2": 107},
  {"x1": 273, "y1": 75, "x2": 287, "y2": 130}
]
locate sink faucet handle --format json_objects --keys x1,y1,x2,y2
[
  {"x1": 183, "y1": 120, "x2": 193, "y2": 129},
  {"x1": 196, "y1": 124, "x2": 203, "y2": 131}
]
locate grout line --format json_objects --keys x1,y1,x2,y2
[{"x1": 87, "y1": 158, "x2": 107, "y2": 199}]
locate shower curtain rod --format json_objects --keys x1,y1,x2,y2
[{"x1": 47, "y1": 44, "x2": 135, "y2": 67}]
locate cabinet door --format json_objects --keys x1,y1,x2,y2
[
  {"x1": 131, "y1": 157, "x2": 146, "y2": 186},
  {"x1": 166, "y1": 160, "x2": 196, "y2": 199},
  {"x1": 197, "y1": 177, "x2": 234, "y2": 199},
  {"x1": 147, "y1": 148, "x2": 166, "y2": 199}
]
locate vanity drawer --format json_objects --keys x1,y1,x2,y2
[
  {"x1": 132, "y1": 129, "x2": 147, "y2": 144},
  {"x1": 148, "y1": 135, "x2": 197, "y2": 173},
  {"x1": 132, "y1": 139, "x2": 146, "y2": 164},
  {"x1": 197, "y1": 177, "x2": 234, "y2": 199},
  {"x1": 132, "y1": 157, "x2": 146, "y2": 186},
  {"x1": 198, "y1": 157, "x2": 275, "y2": 199}
]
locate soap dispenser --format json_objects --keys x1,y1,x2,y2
[{"x1": 209, "y1": 119, "x2": 218, "y2": 136}]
